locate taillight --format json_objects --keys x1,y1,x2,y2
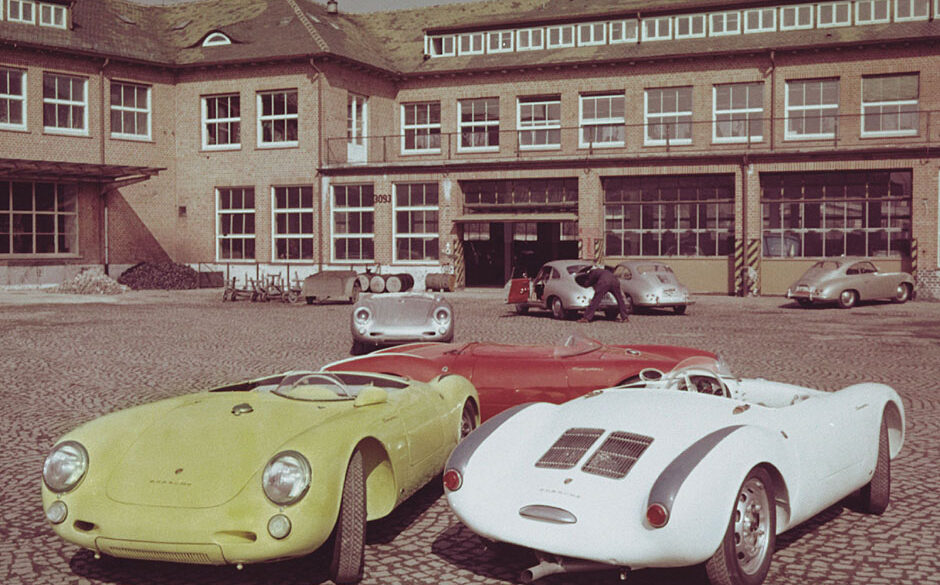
[
  {"x1": 646, "y1": 503, "x2": 669, "y2": 528},
  {"x1": 442, "y1": 468, "x2": 462, "y2": 492}
]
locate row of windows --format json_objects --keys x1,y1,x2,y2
[
  {"x1": 1, "y1": 0, "x2": 67, "y2": 29},
  {"x1": 425, "y1": 0, "x2": 938, "y2": 57}
]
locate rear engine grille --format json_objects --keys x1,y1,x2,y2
[
  {"x1": 535, "y1": 428, "x2": 604, "y2": 470},
  {"x1": 581, "y1": 431, "x2": 654, "y2": 479}
]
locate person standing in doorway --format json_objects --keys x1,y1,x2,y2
[{"x1": 577, "y1": 266, "x2": 630, "y2": 323}]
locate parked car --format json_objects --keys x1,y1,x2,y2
[
  {"x1": 442, "y1": 356, "x2": 904, "y2": 585},
  {"x1": 324, "y1": 333, "x2": 714, "y2": 421},
  {"x1": 786, "y1": 257, "x2": 915, "y2": 308},
  {"x1": 350, "y1": 292, "x2": 454, "y2": 354},
  {"x1": 41, "y1": 370, "x2": 479, "y2": 584},
  {"x1": 508, "y1": 259, "x2": 619, "y2": 320},
  {"x1": 611, "y1": 260, "x2": 692, "y2": 314},
  {"x1": 301, "y1": 269, "x2": 362, "y2": 304}
]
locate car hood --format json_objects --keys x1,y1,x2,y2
[
  {"x1": 362, "y1": 293, "x2": 442, "y2": 324},
  {"x1": 104, "y1": 392, "x2": 346, "y2": 508}
]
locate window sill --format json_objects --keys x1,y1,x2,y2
[
  {"x1": 257, "y1": 143, "x2": 299, "y2": 150},
  {"x1": 0, "y1": 125, "x2": 29, "y2": 133},
  {"x1": 43, "y1": 129, "x2": 91, "y2": 138},
  {"x1": 202, "y1": 145, "x2": 242, "y2": 152},
  {"x1": 111, "y1": 135, "x2": 154, "y2": 143}
]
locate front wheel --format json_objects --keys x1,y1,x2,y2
[
  {"x1": 859, "y1": 416, "x2": 890, "y2": 514},
  {"x1": 459, "y1": 401, "x2": 478, "y2": 441},
  {"x1": 673, "y1": 304, "x2": 687, "y2": 315},
  {"x1": 330, "y1": 450, "x2": 366, "y2": 584},
  {"x1": 515, "y1": 303, "x2": 529, "y2": 315},
  {"x1": 892, "y1": 283, "x2": 911, "y2": 304},
  {"x1": 350, "y1": 280, "x2": 362, "y2": 304},
  {"x1": 796, "y1": 298, "x2": 813, "y2": 308},
  {"x1": 549, "y1": 297, "x2": 567, "y2": 320},
  {"x1": 705, "y1": 467, "x2": 776, "y2": 585},
  {"x1": 837, "y1": 289, "x2": 858, "y2": 309}
]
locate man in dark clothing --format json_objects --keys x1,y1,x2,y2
[{"x1": 577, "y1": 266, "x2": 630, "y2": 322}]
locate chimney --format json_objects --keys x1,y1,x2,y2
[{"x1": 327, "y1": 0, "x2": 338, "y2": 14}]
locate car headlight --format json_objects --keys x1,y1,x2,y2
[
  {"x1": 43, "y1": 441, "x2": 88, "y2": 493},
  {"x1": 433, "y1": 307, "x2": 451, "y2": 324},
  {"x1": 262, "y1": 451, "x2": 311, "y2": 506},
  {"x1": 353, "y1": 307, "x2": 372, "y2": 324}
]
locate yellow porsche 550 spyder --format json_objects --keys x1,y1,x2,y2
[{"x1": 41, "y1": 370, "x2": 479, "y2": 584}]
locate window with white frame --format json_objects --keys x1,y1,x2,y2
[
  {"x1": 785, "y1": 78, "x2": 839, "y2": 140},
  {"x1": 781, "y1": 4, "x2": 814, "y2": 29},
  {"x1": 348, "y1": 93, "x2": 367, "y2": 147},
  {"x1": 272, "y1": 186, "x2": 314, "y2": 261},
  {"x1": 675, "y1": 14, "x2": 706, "y2": 39},
  {"x1": 202, "y1": 94, "x2": 240, "y2": 149},
  {"x1": 0, "y1": 68, "x2": 26, "y2": 131},
  {"x1": 110, "y1": 81, "x2": 150, "y2": 140},
  {"x1": 743, "y1": 7, "x2": 776, "y2": 32},
  {"x1": 713, "y1": 82, "x2": 763, "y2": 143},
  {"x1": 547, "y1": 25, "x2": 575, "y2": 48},
  {"x1": 8, "y1": 0, "x2": 35, "y2": 23},
  {"x1": 513, "y1": 222, "x2": 538, "y2": 242},
  {"x1": 895, "y1": 0, "x2": 930, "y2": 21},
  {"x1": 645, "y1": 86, "x2": 692, "y2": 145},
  {"x1": 39, "y1": 2, "x2": 66, "y2": 28},
  {"x1": 202, "y1": 32, "x2": 231, "y2": 46},
  {"x1": 394, "y1": 183, "x2": 439, "y2": 262},
  {"x1": 0, "y1": 181, "x2": 78, "y2": 255},
  {"x1": 862, "y1": 74, "x2": 919, "y2": 136},
  {"x1": 458, "y1": 97, "x2": 499, "y2": 151},
  {"x1": 577, "y1": 22, "x2": 606, "y2": 46},
  {"x1": 817, "y1": 2, "x2": 852, "y2": 27},
  {"x1": 709, "y1": 11, "x2": 741, "y2": 35},
  {"x1": 427, "y1": 35, "x2": 455, "y2": 57},
  {"x1": 459, "y1": 32, "x2": 484, "y2": 55},
  {"x1": 43, "y1": 73, "x2": 86, "y2": 135},
  {"x1": 609, "y1": 20, "x2": 638, "y2": 43},
  {"x1": 517, "y1": 27, "x2": 544, "y2": 51},
  {"x1": 216, "y1": 187, "x2": 255, "y2": 260},
  {"x1": 332, "y1": 184, "x2": 374, "y2": 261},
  {"x1": 488, "y1": 30, "x2": 513, "y2": 53},
  {"x1": 402, "y1": 102, "x2": 441, "y2": 153},
  {"x1": 855, "y1": 0, "x2": 890, "y2": 23},
  {"x1": 518, "y1": 96, "x2": 561, "y2": 150},
  {"x1": 642, "y1": 16, "x2": 672, "y2": 41},
  {"x1": 580, "y1": 93, "x2": 625, "y2": 148},
  {"x1": 257, "y1": 89, "x2": 298, "y2": 147}
]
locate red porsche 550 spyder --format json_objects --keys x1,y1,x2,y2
[{"x1": 323, "y1": 334, "x2": 714, "y2": 421}]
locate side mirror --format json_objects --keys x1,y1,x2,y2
[{"x1": 354, "y1": 386, "x2": 388, "y2": 407}]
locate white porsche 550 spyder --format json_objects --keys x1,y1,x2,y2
[{"x1": 443, "y1": 357, "x2": 905, "y2": 585}]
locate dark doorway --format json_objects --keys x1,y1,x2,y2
[{"x1": 462, "y1": 221, "x2": 578, "y2": 287}]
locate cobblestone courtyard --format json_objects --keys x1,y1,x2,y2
[{"x1": 1, "y1": 288, "x2": 938, "y2": 585}]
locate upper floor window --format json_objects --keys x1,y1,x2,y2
[
  {"x1": 0, "y1": 68, "x2": 26, "y2": 131},
  {"x1": 546, "y1": 24, "x2": 575, "y2": 48},
  {"x1": 855, "y1": 0, "x2": 890, "y2": 24},
  {"x1": 43, "y1": 73, "x2": 86, "y2": 135},
  {"x1": 517, "y1": 27, "x2": 544, "y2": 51},
  {"x1": 785, "y1": 78, "x2": 839, "y2": 140},
  {"x1": 110, "y1": 81, "x2": 151, "y2": 140},
  {"x1": 401, "y1": 101, "x2": 441, "y2": 154},
  {"x1": 895, "y1": 0, "x2": 930, "y2": 21},
  {"x1": 394, "y1": 182, "x2": 439, "y2": 262},
  {"x1": 8, "y1": 0, "x2": 35, "y2": 24},
  {"x1": 709, "y1": 11, "x2": 741, "y2": 35},
  {"x1": 332, "y1": 184, "x2": 374, "y2": 262},
  {"x1": 862, "y1": 73, "x2": 919, "y2": 136},
  {"x1": 216, "y1": 187, "x2": 255, "y2": 260},
  {"x1": 642, "y1": 16, "x2": 672, "y2": 41},
  {"x1": 609, "y1": 20, "x2": 638, "y2": 43},
  {"x1": 0, "y1": 181, "x2": 78, "y2": 256},
  {"x1": 202, "y1": 94, "x2": 240, "y2": 150},
  {"x1": 427, "y1": 35, "x2": 455, "y2": 57},
  {"x1": 518, "y1": 96, "x2": 561, "y2": 150},
  {"x1": 580, "y1": 93, "x2": 625, "y2": 148},
  {"x1": 202, "y1": 32, "x2": 231, "y2": 47},
  {"x1": 459, "y1": 32, "x2": 484, "y2": 55},
  {"x1": 39, "y1": 3, "x2": 66, "y2": 28},
  {"x1": 744, "y1": 7, "x2": 776, "y2": 32},
  {"x1": 780, "y1": 4, "x2": 814, "y2": 30},
  {"x1": 713, "y1": 82, "x2": 763, "y2": 143},
  {"x1": 458, "y1": 97, "x2": 499, "y2": 152},
  {"x1": 272, "y1": 186, "x2": 314, "y2": 261},
  {"x1": 577, "y1": 22, "x2": 606, "y2": 46},
  {"x1": 488, "y1": 30, "x2": 513, "y2": 53},
  {"x1": 675, "y1": 14, "x2": 706, "y2": 39},
  {"x1": 817, "y1": 2, "x2": 852, "y2": 27},
  {"x1": 257, "y1": 89, "x2": 298, "y2": 148},
  {"x1": 645, "y1": 86, "x2": 692, "y2": 145}
]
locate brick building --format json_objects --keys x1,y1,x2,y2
[{"x1": 1, "y1": 0, "x2": 939, "y2": 296}]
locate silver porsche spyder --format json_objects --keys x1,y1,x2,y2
[
  {"x1": 786, "y1": 257, "x2": 915, "y2": 308},
  {"x1": 350, "y1": 292, "x2": 454, "y2": 354}
]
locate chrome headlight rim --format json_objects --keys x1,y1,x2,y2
[
  {"x1": 353, "y1": 307, "x2": 372, "y2": 325},
  {"x1": 262, "y1": 450, "x2": 311, "y2": 506},
  {"x1": 433, "y1": 306, "x2": 451, "y2": 324},
  {"x1": 43, "y1": 440, "x2": 89, "y2": 494}
]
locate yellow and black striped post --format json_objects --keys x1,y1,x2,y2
[
  {"x1": 733, "y1": 238, "x2": 745, "y2": 296},
  {"x1": 594, "y1": 238, "x2": 603, "y2": 265},
  {"x1": 910, "y1": 238, "x2": 918, "y2": 275},
  {"x1": 453, "y1": 239, "x2": 465, "y2": 290},
  {"x1": 578, "y1": 237, "x2": 584, "y2": 260},
  {"x1": 746, "y1": 238, "x2": 761, "y2": 295}
]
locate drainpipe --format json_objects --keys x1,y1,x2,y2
[
  {"x1": 767, "y1": 50, "x2": 776, "y2": 150},
  {"x1": 310, "y1": 58, "x2": 324, "y2": 270},
  {"x1": 99, "y1": 58, "x2": 110, "y2": 274}
]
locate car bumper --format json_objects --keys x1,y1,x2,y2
[
  {"x1": 352, "y1": 324, "x2": 453, "y2": 345},
  {"x1": 786, "y1": 289, "x2": 834, "y2": 302}
]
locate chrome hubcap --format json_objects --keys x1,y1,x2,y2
[
  {"x1": 840, "y1": 291, "x2": 854, "y2": 305},
  {"x1": 460, "y1": 408, "x2": 475, "y2": 439},
  {"x1": 733, "y1": 477, "x2": 771, "y2": 575}
]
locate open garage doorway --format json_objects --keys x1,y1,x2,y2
[{"x1": 459, "y1": 219, "x2": 578, "y2": 287}]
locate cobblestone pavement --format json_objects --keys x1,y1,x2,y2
[{"x1": 2, "y1": 288, "x2": 938, "y2": 585}]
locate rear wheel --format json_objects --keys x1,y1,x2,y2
[
  {"x1": 796, "y1": 298, "x2": 812, "y2": 308},
  {"x1": 892, "y1": 283, "x2": 911, "y2": 304},
  {"x1": 838, "y1": 289, "x2": 858, "y2": 309},
  {"x1": 549, "y1": 297, "x2": 567, "y2": 320},
  {"x1": 673, "y1": 304, "x2": 687, "y2": 315},
  {"x1": 330, "y1": 450, "x2": 366, "y2": 584},
  {"x1": 515, "y1": 303, "x2": 529, "y2": 315},
  {"x1": 459, "y1": 401, "x2": 478, "y2": 440},
  {"x1": 705, "y1": 467, "x2": 776, "y2": 585},
  {"x1": 859, "y1": 416, "x2": 890, "y2": 515}
]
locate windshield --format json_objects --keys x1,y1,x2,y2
[
  {"x1": 553, "y1": 332, "x2": 603, "y2": 358},
  {"x1": 627, "y1": 356, "x2": 733, "y2": 397},
  {"x1": 273, "y1": 372, "x2": 408, "y2": 401}
]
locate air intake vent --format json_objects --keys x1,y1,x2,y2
[
  {"x1": 535, "y1": 428, "x2": 603, "y2": 470},
  {"x1": 582, "y1": 431, "x2": 653, "y2": 479}
]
